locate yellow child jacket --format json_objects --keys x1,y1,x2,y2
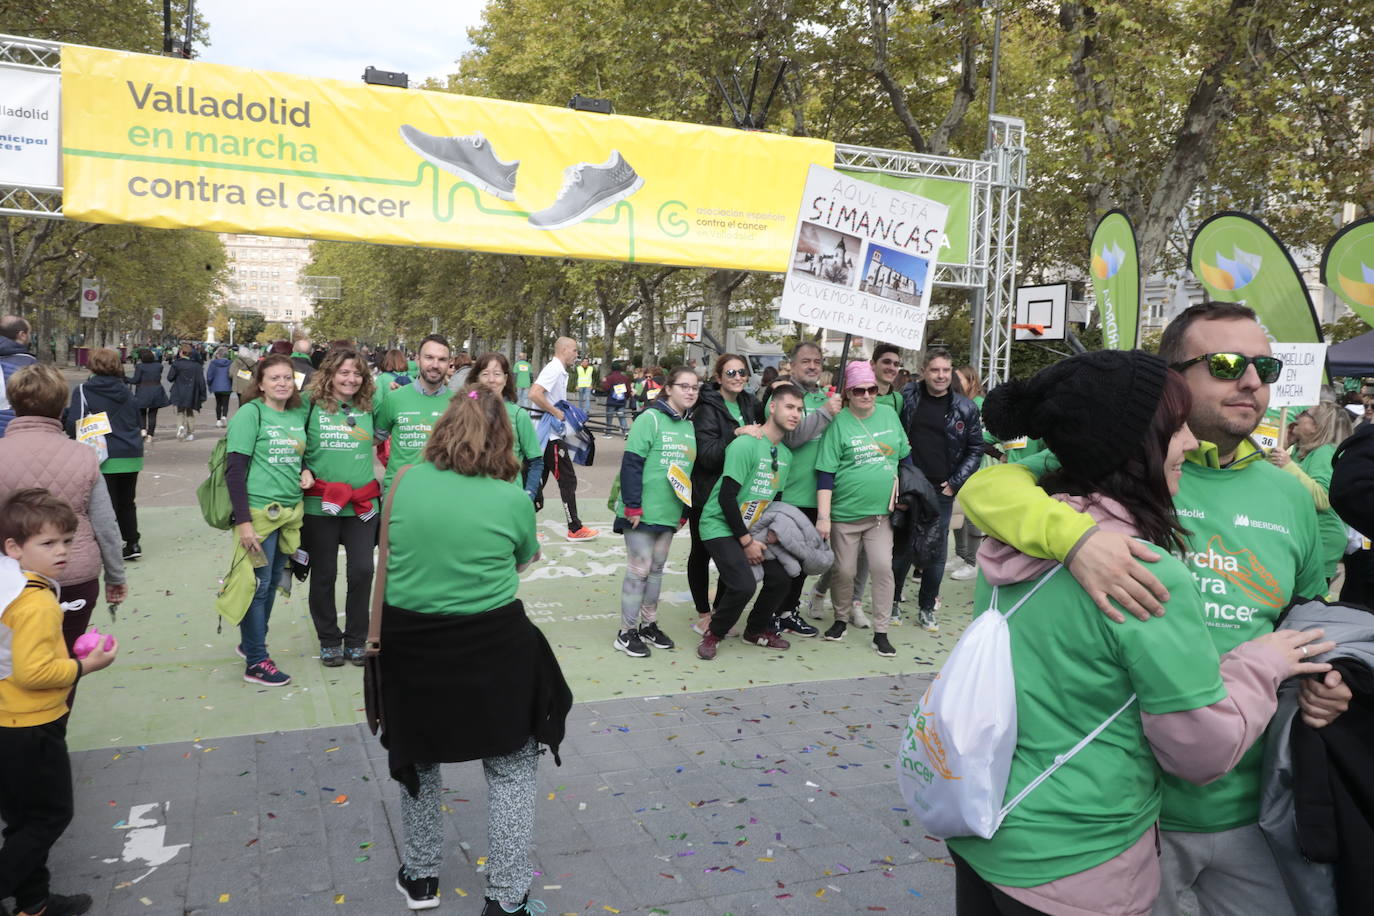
[
  {"x1": 0, "y1": 559, "x2": 81, "y2": 728},
  {"x1": 214, "y1": 501, "x2": 304, "y2": 626}
]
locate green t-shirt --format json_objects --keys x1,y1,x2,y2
[
  {"x1": 875, "y1": 388, "x2": 903, "y2": 416},
  {"x1": 947, "y1": 557, "x2": 1226, "y2": 885},
  {"x1": 225, "y1": 401, "x2": 307, "y2": 509},
  {"x1": 1013, "y1": 446, "x2": 1327, "y2": 832},
  {"x1": 815, "y1": 405, "x2": 911, "y2": 521},
  {"x1": 699, "y1": 435, "x2": 791, "y2": 541},
  {"x1": 101, "y1": 456, "x2": 143, "y2": 474},
  {"x1": 778, "y1": 388, "x2": 831, "y2": 510},
  {"x1": 372, "y1": 384, "x2": 456, "y2": 491},
  {"x1": 374, "y1": 371, "x2": 410, "y2": 405},
  {"x1": 406, "y1": 359, "x2": 419, "y2": 376},
  {"x1": 384, "y1": 463, "x2": 538, "y2": 615},
  {"x1": 1295, "y1": 443, "x2": 1346, "y2": 582},
  {"x1": 303, "y1": 400, "x2": 376, "y2": 516},
  {"x1": 724, "y1": 399, "x2": 743, "y2": 423},
  {"x1": 514, "y1": 361, "x2": 533, "y2": 388},
  {"x1": 506, "y1": 401, "x2": 541, "y2": 463},
  {"x1": 618, "y1": 407, "x2": 697, "y2": 527}
]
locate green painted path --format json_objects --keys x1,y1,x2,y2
[{"x1": 66, "y1": 504, "x2": 975, "y2": 752}]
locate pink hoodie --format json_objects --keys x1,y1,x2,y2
[{"x1": 977, "y1": 494, "x2": 1290, "y2": 916}]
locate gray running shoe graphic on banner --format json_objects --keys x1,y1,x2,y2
[
  {"x1": 528, "y1": 151, "x2": 644, "y2": 230},
  {"x1": 399, "y1": 125, "x2": 520, "y2": 201}
]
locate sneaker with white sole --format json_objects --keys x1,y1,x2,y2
[
  {"x1": 918, "y1": 607, "x2": 939, "y2": 632},
  {"x1": 528, "y1": 151, "x2": 644, "y2": 230},
  {"x1": 395, "y1": 867, "x2": 440, "y2": 910},
  {"x1": 851, "y1": 602, "x2": 871, "y2": 629},
  {"x1": 873, "y1": 633, "x2": 897, "y2": 657},
  {"x1": 614, "y1": 628, "x2": 651, "y2": 658},
  {"x1": 950, "y1": 563, "x2": 978, "y2": 581},
  {"x1": 691, "y1": 616, "x2": 710, "y2": 636},
  {"x1": 398, "y1": 125, "x2": 519, "y2": 201},
  {"x1": 565, "y1": 526, "x2": 600, "y2": 541},
  {"x1": 243, "y1": 658, "x2": 291, "y2": 686},
  {"x1": 639, "y1": 622, "x2": 675, "y2": 650},
  {"x1": 806, "y1": 589, "x2": 828, "y2": 620},
  {"x1": 890, "y1": 602, "x2": 903, "y2": 626},
  {"x1": 697, "y1": 631, "x2": 722, "y2": 660},
  {"x1": 822, "y1": 621, "x2": 847, "y2": 641},
  {"x1": 776, "y1": 612, "x2": 819, "y2": 638}
]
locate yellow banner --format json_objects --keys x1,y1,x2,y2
[{"x1": 61, "y1": 46, "x2": 835, "y2": 271}]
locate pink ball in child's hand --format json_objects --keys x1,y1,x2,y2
[{"x1": 72, "y1": 628, "x2": 113, "y2": 660}]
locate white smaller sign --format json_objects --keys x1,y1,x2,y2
[
  {"x1": 0, "y1": 67, "x2": 61, "y2": 188},
  {"x1": 79, "y1": 279, "x2": 100, "y2": 318},
  {"x1": 151, "y1": 307, "x2": 163, "y2": 331},
  {"x1": 1268, "y1": 342, "x2": 1327, "y2": 408}
]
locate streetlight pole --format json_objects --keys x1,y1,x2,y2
[{"x1": 228, "y1": 317, "x2": 236, "y2": 347}]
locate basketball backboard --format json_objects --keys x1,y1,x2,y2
[{"x1": 1013, "y1": 283, "x2": 1069, "y2": 342}]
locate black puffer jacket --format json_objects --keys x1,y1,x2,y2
[
  {"x1": 690, "y1": 383, "x2": 760, "y2": 510},
  {"x1": 1332, "y1": 423, "x2": 1374, "y2": 537},
  {"x1": 65, "y1": 373, "x2": 144, "y2": 462},
  {"x1": 899, "y1": 381, "x2": 985, "y2": 491}
]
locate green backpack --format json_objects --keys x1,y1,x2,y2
[{"x1": 197, "y1": 436, "x2": 234, "y2": 530}]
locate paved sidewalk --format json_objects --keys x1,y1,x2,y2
[{"x1": 56, "y1": 674, "x2": 956, "y2": 916}]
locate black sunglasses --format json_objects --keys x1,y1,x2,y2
[
  {"x1": 769, "y1": 445, "x2": 778, "y2": 474},
  {"x1": 849, "y1": 385, "x2": 880, "y2": 396},
  {"x1": 1171, "y1": 353, "x2": 1283, "y2": 384},
  {"x1": 723, "y1": 368, "x2": 750, "y2": 379}
]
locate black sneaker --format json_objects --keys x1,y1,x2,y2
[
  {"x1": 873, "y1": 633, "x2": 897, "y2": 657},
  {"x1": 639, "y1": 622, "x2": 675, "y2": 650},
  {"x1": 395, "y1": 867, "x2": 440, "y2": 910},
  {"x1": 21, "y1": 894, "x2": 93, "y2": 916},
  {"x1": 613, "y1": 628, "x2": 651, "y2": 658},
  {"x1": 122, "y1": 541, "x2": 142, "y2": 560},
  {"x1": 777, "y1": 612, "x2": 819, "y2": 638},
  {"x1": 481, "y1": 895, "x2": 537, "y2": 915},
  {"x1": 822, "y1": 621, "x2": 847, "y2": 641},
  {"x1": 243, "y1": 659, "x2": 291, "y2": 686}
]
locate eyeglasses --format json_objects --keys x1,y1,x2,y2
[
  {"x1": 849, "y1": 386, "x2": 879, "y2": 396},
  {"x1": 723, "y1": 368, "x2": 750, "y2": 379},
  {"x1": 1172, "y1": 353, "x2": 1283, "y2": 384},
  {"x1": 673, "y1": 383, "x2": 701, "y2": 392}
]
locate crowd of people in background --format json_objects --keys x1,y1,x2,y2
[{"x1": 3, "y1": 304, "x2": 1374, "y2": 916}]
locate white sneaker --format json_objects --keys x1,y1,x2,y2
[
  {"x1": 175, "y1": 424, "x2": 186, "y2": 440},
  {"x1": 851, "y1": 602, "x2": 871, "y2": 629},
  {"x1": 185, "y1": 433, "x2": 195, "y2": 441},
  {"x1": 806, "y1": 589, "x2": 828, "y2": 620},
  {"x1": 216, "y1": 418, "x2": 225, "y2": 428},
  {"x1": 950, "y1": 564, "x2": 977, "y2": 581}
]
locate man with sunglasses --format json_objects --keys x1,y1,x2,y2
[
  {"x1": 958, "y1": 302, "x2": 1343, "y2": 916},
  {"x1": 696, "y1": 384, "x2": 806, "y2": 660}
]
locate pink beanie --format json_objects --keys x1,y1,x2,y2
[{"x1": 844, "y1": 360, "x2": 877, "y2": 390}]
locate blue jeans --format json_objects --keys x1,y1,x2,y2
[
  {"x1": 916, "y1": 493, "x2": 955, "y2": 610},
  {"x1": 516, "y1": 386, "x2": 530, "y2": 408},
  {"x1": 239, "y1": 529, "x2": 290, "y2": 665},
  {"x1": 605, "y1": 404, "x2": 628, "y2": 435},
  {"x1": 577, "y1": 387, "x2": 592, "y2": 412}
]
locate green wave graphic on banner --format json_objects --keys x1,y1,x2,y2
[
  {"x1": 1320, "y1": 216, "x2": 1374, "y2": 328},
  {"x1": 1188, "y1": 211, "x2": 1323, "y2": 344},
  {"x1": 1090, "y1": 209, "x2": 1139, "y2": 350}
]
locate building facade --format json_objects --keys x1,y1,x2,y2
[{"x1": 218, "y1": 233, "x2": 314, "y2": 328}]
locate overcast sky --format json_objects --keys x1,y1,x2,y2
[{"x1": 195, "y1": 0, "x2": 488, "y2": 86}]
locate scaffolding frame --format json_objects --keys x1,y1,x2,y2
[{"x1": 0, "y1": 33, "x2": 1027, "y2": 383}]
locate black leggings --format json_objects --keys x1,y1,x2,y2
[
  {"x1": 140, "y1": 407, "x2": 158, "y2": 437},
  {"x1": 538, "y1": 440, "x2": 582, "y2": 532},
  {"x1": 952, "y1": 852, "x2": 1049, "y2": 916},
  {"x1": 214, "y1": 391, "x2": 231, "y2": 420},
  {"x1": 686, "y1": 504, "x2": 712, "y2": 616},
  {"x1": 301, "y1": 512, "x2": 378, "y2": 649}
]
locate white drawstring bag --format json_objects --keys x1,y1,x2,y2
[{"x1": 897, "y1": 564, "x2": 1137, "y2": 839}]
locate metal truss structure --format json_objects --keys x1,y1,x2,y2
[{"x1": 1, "y1": 34, "x2": 1027, "y2": 383}]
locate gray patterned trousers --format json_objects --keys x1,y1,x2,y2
[{"x1": 400, "y1": 738, "x2": 541, "y2": 903}]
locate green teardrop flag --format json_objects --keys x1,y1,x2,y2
[
  {"x1": 1089, "y1": 209, "x2": 1140, "y2": 350},
  {"x1": 1320, "y1": 216, "x2": 1374, "y2": 328},
  {"x1": 1188, "y1": 211, "x2": 1323, "y2": 343}
]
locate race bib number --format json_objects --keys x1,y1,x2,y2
[
  {"x1": 236, "y1": 369, "x2": 253, "y2": 381},
  {"x1": 667, "y1": 463, "x2": 692, "y2": 506},
  {"x1": 294, "y1": 371, "x2": 307, "y2": 390},
  {"x1": 613, "y1": 384, "x2": 627, "y2": 397},
  {"x1": 1252, "y1": 422, "x2": 1281, "y2": 451},
  {"x1": 740, "y1": 499, "x2": 770, "y2": 527},
  {"x1": 76, "y1": 411, "x2": 112, "y2": 441},
  {"x1": 1001, "y1": 436, "x2": 1028, "y2": 450}
]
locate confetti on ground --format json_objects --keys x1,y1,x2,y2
[
  {"x1": 218, "y1": 894, "x2": 230, "y2": 903},
  {"x1": 333, "y1": 894, "x2": 345, "y2": 904},
  {"x1": 331, "y1": 794, "x2": 349, "y2": 805}
]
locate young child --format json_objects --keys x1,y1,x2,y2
[{"x1": 0, "y1": 488, "x2": 119, "y2": 916}]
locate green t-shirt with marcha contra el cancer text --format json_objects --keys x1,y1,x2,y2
[
  {"x1": 778, "y1": 388, "x2": 831, "y2": 510},
  {"x1": 225, "y1": 401, "x2": 307, "y2": 509},
  {"x1": 698, "y1": 434, "x2": 792, "y2": 541},
  {"x1": 816, "y1": 405, "x2": 911, "y2": 521},
  {"x1": 617, "y1": 407, "x2": 697, "y2": 528},
  {"x1": 372, "y1": 383, "x2": 456, "y2": 491},
  {"x1": 303, "y1": 400, "x2": 376, "y2": 516}
]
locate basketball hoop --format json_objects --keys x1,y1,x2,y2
[
  {"x1": 1011, "y1": 323, "x2": 1045, "y2": 336},
  {"x1": 674, "y1": 330, "x2": 699, "y2": 342}
]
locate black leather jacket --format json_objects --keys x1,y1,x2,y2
[
  {"x1": 690, "y1": 383, "x2": 760, "y2": 510},
  {"x1": 898, "y1": 381, "x2": 985, "y2": 492}
]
